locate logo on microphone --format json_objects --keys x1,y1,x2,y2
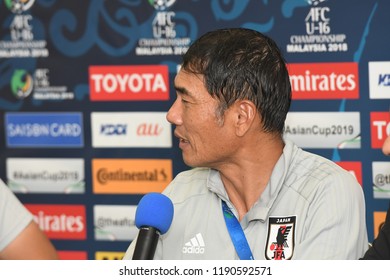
[{"x1": 265, "y1": 216, "x2": 296, "y2": 260}]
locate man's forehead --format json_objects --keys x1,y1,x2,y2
[
  {"x1": 174, "y1": 70, "x2": 204, "y2": 92},
  {"x1": 175, "y1": 69, "x2": 204, "y2": 81}
]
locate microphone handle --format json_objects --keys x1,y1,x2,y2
[{"x1": 132, "y1": 227, "x2": 160, "y2": 260}]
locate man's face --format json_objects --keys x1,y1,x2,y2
[{"x1": 166, "y1": 70, "x2": 238, "y2": 168}]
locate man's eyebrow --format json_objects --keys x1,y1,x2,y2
[{"x1": 174, "y1": 85, "x2": 190, "y2": 96}]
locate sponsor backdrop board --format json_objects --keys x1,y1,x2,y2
[{"x1": 0, "y1": 0, "x2": 389, "y2": 259}]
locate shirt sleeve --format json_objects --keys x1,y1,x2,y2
[{"x1": 0, "y1": 179, "x2": 33, "y2": 252}]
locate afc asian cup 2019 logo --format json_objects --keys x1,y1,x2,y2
[
  {"x1": 11, "y1": 69, "x2": 33, "y2": 99},
  {"x1": 148, "y1": 0, "x2": 176, "y2": 11},
  {"x1": 4, "y1": 0, "x2": 35, "y2": 14}
]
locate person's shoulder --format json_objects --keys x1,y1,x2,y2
[
  {"x1": 285, "y1": 141, "x2": 361, "y2": 197},
  {"x1": 292, "y1": 144, "x2": 356, "y2": 183},
  {"x1": 163, "y1": 167, "x2": 211, "y2": 203}
]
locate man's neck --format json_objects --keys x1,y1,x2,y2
[{"x1": 218, "y1": 138, "x2": 284, "y2": 221}]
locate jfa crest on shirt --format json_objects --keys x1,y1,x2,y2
[{"x1": 265, "y1": 216, "x2": 296, "y2": 260}]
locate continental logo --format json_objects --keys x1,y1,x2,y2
[
  {"x1": 288, "y1": 62, "x2": 359, "y2": 99},
  {"x1": 373, "y1": 211, "x2": 387, "y2": 238},
  {"x1": 336, "y1": 161, "x2": 362, "y2": 186},
  {"x1": 89, "y1": 65, "x2": 169, "y2": 101},
  {"x1": 92, "y1": 159, "x2": 172, "y2": 194},
  {"x1": 370, "y1": 112, "x2": 390, "y2": 149},
  {"x1": 25, "y1": 204, "x2": 86, "y2": 240},
  {"x1": 95, "y1": 251, "x2": 125, "y2": 260}
]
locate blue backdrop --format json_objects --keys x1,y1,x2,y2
[{"x1": 1, "y1": 0, "x2": 389, "y2": 259}]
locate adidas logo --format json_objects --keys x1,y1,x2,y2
[{"x1": 182, "y1": 233, "x2": 205, "y2": 254}]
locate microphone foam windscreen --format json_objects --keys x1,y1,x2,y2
[{"x1": 135, "y1": 192, "x2": 174, "y2": 234}]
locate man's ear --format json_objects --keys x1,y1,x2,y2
[{"x1": 234, "y1": 100, "x2": 256, "y2": 136}]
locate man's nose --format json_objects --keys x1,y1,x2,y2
[{"x1": 166, "y1": 99, "x2": 183, "y2": 125}]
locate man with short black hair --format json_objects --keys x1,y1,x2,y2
[{"x1": 124, "y1": 28, "x2": 368, "y2": 260}]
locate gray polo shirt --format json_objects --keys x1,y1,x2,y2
[{"x1": 124, "y1": 140, "x2": 368, "y2": 260}]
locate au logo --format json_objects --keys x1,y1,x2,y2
[
  {"x1": 265, "y1": 216, "x2": 296, "y2": 260},
  {"x1": 11, "y1": 69, "x2": 33, "y2": 99}
]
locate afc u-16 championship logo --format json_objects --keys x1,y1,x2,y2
[
  {"x1": 148, "y1": 0, "x2": 176, "y2": 10},
  {"x1": 265, "y1": 216, "x2": 296, "y2": 260},
  {"x1": 286, "y1": 0, "x2": 349, "y2": 54},
  {"x1": 9, "y1": 68, "x2": 74, "y2": 101},
  {"x1": 1, "y1": 0, "x2": 49, "y2": 58},
  {"x1": 4, "y1": 0, "x2": 35, "y2": 14},
  {"x1": 136, "y1": 0, "x2": 190, "y2": 56},
  {"x1": 10, "y1": 69, "x2": 33, "y2": 99}
]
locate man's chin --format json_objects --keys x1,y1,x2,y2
[
  {"x1": 182, "y1": 156, "x2": 200, "y2": 169},
  {"x1": 183, "y1": 160, "x2": 196, "y2": 168}
]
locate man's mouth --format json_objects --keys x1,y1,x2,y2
[{"x1": 175, "y1": 132, "x2": 189, "y2": 146}]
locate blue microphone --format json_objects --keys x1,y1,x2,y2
[{"x1": 132, "y1": 192, "x2": 174, "y2": 260}]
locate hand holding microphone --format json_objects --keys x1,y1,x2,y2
[{"x1": 132, "y1": 192, "x2": 174, "y2": 260}]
